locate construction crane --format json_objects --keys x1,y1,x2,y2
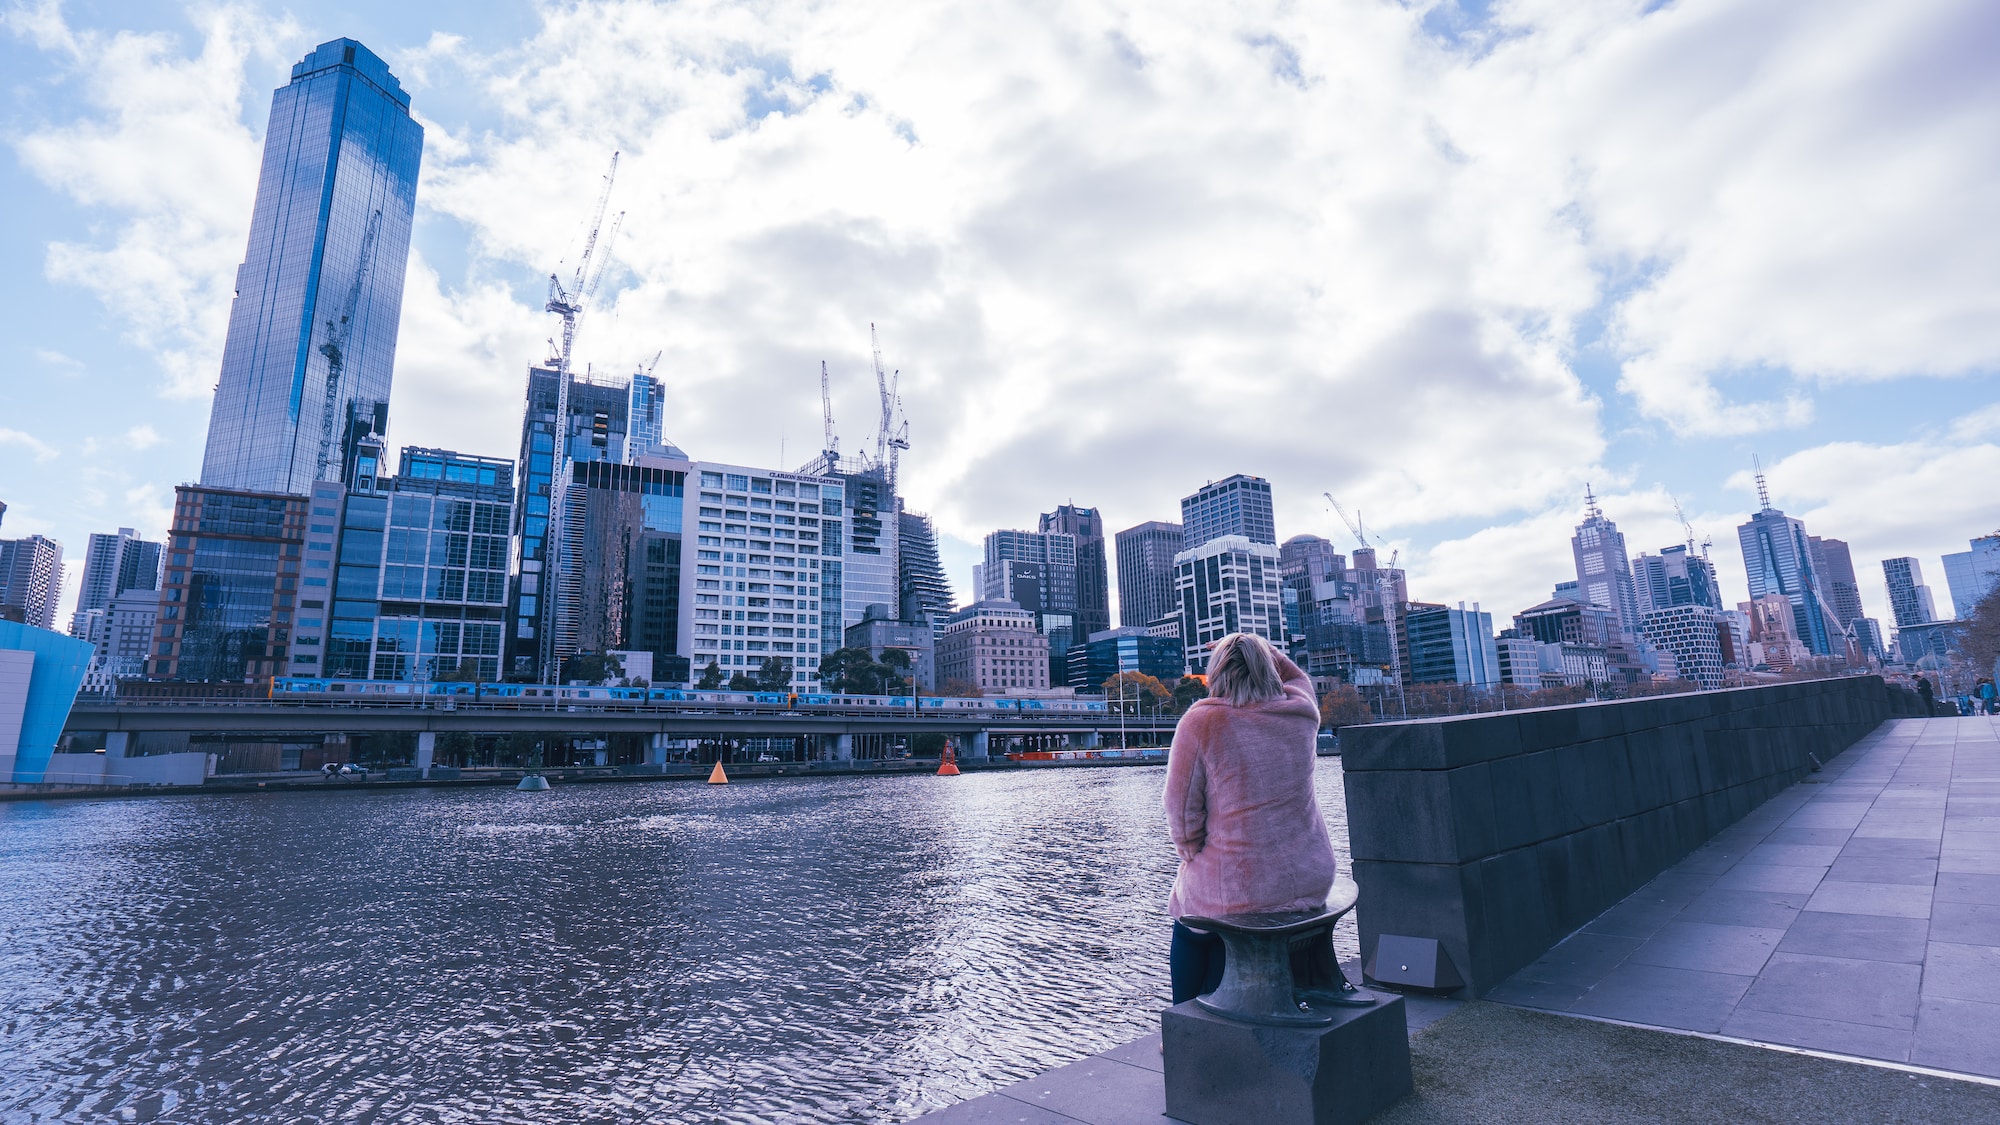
[
  {"x1": 314, "y1": 209, "x2": 383, "y2": 483},
  {"x1": 869, "y1": 323, "x2": 911, "y2": 492},
  {"x1": 1324, "y1": 492, "x2": 1406, "y2": 717},
  {"x1": 539, "y1": 151, "x2": 622, "y2": 682},
  {"x1": 819, "y1": 361, "x2": 838, "y2": 461},
  {"x1": 1672, "y1": 496, "x2": 1713, "y2": 557},
  {"x1": 1323, "y1": 492, "x2": 1369, "y2": 548}
]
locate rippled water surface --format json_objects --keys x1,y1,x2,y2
[{"x1": 0, "y1": 763, "x2": 1351, "y2": 1123}]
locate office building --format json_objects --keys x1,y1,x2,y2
[
  {"x1": 1942, "y1": 534, "x2": 2000, "y2": 619},
  {"x1": 846, "y1": 604, "x2": 936, "y2": 692},
  {"x1": 1738, "y1": 497, "x2": 1839, "y2": 656},
  {"x1": 1640, "y1": 604, "x2": 1727, "y2": 689},
  {"x1": 1065, "y1": 626, "x2": 1186, "y2": 691},
  {"x1": 0, "y1": 535, "x2": 63, "y2": 631},
  {"x1": 1040, "y1": 504, "x2": 1110, "y2": 640},
  {"x1": 199, "y1": 40, "x2": 424, "y2": 495},
  {"x1": 150, "y1": 485, "x2": 309, "y2": 682},
  {"x1": 1280, "y1": 534, "x2": 1347, "y2": 638},
  {"x1": 70, "y1": 529, "x2": 162, "y2": 635},
  {"x1": 1895, "y1": 620, "x2": 1965, "y2": 668},
  {"x1": 1808, "y1": 536, "x2": 1866, "y2": 628},
  {"x1": 81, "y1": 591, "x2": 161, "y2": 692},
  {"x1": 1115, "y1": 520, "x2": 1183, "y2": 629},
  {"x1": 0, "y1": 619, "x2": 96, "y2": 784},
  {"x1": 1344, "y1": 547, "x2": 1408, "y2": 611},
  {"x1": 683, "y1": 462, "x2": 835, "y2": 688},
  {"x1": 1514, "y1": 597, "x2": 1616, "y2": 649},
  {"x1": 560, "y1": 459, "x2": 688, "y2": 686},
  {"x1": 1852, "y1": 617, "x2": 1887, "y2": 662},
  {"x1": 1173, "y1": 535, "x2": 1285, "y2": 674},
  {"x1": 287, "y1": 445, "x2": 514, "y2": 683},
  {"x1": 1180, "y1": 474, "x2": 1276, "y2": 550},
  {"x1": 898, "y1": 511, "x2": 955, "y2": 634},
  {"x1": 1881, "y1": 557, "x2": 1938, "y2": 628},
  {"x1": 1404, "y1": 604, "x2": 1499, "y2": 686},
  {"x1": 982, "y1": 530, "x2": 1077, "y2": 612},
  {"x1": 1495, "y1": 634, "x2": 1544, "y2": 687},
  {"x1": 1741, "y1": 593, "x2": 1806, "y2": 670},
  {"x1": 936, "y1": 600, "x2": 1049, "y2": 694},
  {"x1": 1632, "y1": 545, "x2": 1722, "y2": 619},
  {"x1": 1571, "y1": 490, "x2": 1640, "y2": 636}
]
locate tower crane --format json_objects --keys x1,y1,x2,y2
[
  {"x1": 540, "y1": 151, "x2": 622, "y2": 682},
  {"x1": 314, "y1": 209, "x2": 383, "y2": 483},
  {"x1": 1323, "y1": 491, "x2": 1406, "y2": 717},
  {"x1": 1672, "y1": 496, "x2": 1713, "y2": 557},
  {"x1": 820, "y1": 361, "x2": 838, "y2": 461},
  {"x1": 870, "y1": 323, "x2": 911, "y2": 493}
]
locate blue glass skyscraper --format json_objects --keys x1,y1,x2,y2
[{"x1": 200, "y1": 38, "x2": 423, "y2": 495}]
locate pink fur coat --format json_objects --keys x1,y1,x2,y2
[{"x1": 1163, "y1": 652, "x2": 1337, "y2": 919}]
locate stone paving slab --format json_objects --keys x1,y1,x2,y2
[{"x1": 1490, "y1": 717, "x2": 2000, "y2": 1080}]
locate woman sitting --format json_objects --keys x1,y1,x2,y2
[{"x1": 1163, "y1": 632, "x2": 1360, "y2": 1005}]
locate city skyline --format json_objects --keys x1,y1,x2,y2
[{"x1": 5, "y1": 3, "x2": 1999, "y2": 637}]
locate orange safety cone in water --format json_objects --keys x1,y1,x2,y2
[
  {"x1": 937, "y1": 741, "x2": 960, "y2": 776},
  {"x1": 708, "y1": 760, "x2": 729, "y2": 784}
]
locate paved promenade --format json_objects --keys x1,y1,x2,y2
[
  {"x1": 1490, "y1": 715, "x2": 2000, "y2": 1076},
  {"x1": 911, "y1": 716, "x2": 2000, "y2": 1123}
]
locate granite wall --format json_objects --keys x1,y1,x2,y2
[{"x1": 1339, "y1": 676, "x2": 1928, "y2": 997}]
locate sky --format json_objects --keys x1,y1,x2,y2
[{"x1": 2, "y1": 0, "x2": 1997, "y2": 633}]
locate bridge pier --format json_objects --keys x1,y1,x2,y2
[
  {"x1": 967, "y1": 731, "x2": 990, "y2": 762},
  {"x1": 416, "y1": 732, "x2": 436, "y2": 778},
  {"x1": 834, "y1": 734, "x2": 854, "y2": 761},
  {"x1": 1068, "y1": 731, "x2": 1101, "y2": 749},
  {"x1": 647, "y1": 733, "x2": 669, "y2": 766}
]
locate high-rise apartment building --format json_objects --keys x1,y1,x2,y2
[
  {"x1": 1173, "y1": 535, "x2": 1285, "y2": 674},
  {"x1": 1039, "y1": 504, "x2": 1110, "y2": 640},
  {"x1": 1942, "y1": 534, "x2": 2000, "y2": 619},
  {"x1": 682, "y1": 462, "x2": 835, "y2": 688},
  {"x1": 0, "y1": 535, "x2": 63, "y2": 631},
  {"x1": 1881, "y1": 557, "x2": 1938, "y2": 628},
  {"x1": 1115, "y1": 521, "x2": 1183, "y2": 629},
  {"x1": 1640, "y1": 604, "x2": 1727, "y2": 689},
  {"x1": 897, "y1": 511, "x2": 955, "y2": 634},
  {"x1": 70, "y1": 528, "x2": 162, "y2": 635},
  {"x1": 199, "y1": 39, "x2": 424, "y2": 495},
  {"x1": 1180, "y1": 475, "x2": 1276, "y2": 550},
  {"x1": 1571, "y1": 491, "x2": 1640, "y2": 637},
  {"x1": 1738, "y1": 500, "x2": 1839, "y2": 657}
]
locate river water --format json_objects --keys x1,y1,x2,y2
[{"x1": 0, "y1": 762, "x2": 1352, "y2": 1123}]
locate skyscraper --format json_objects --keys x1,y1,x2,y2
[
  {"x1": 1571, "y1": 488, "x2": 1640, "y2": 638},
  {"x1": 1632, "y1": 544, "x2": 1722, "y2": 619},
  {"x1": 1039, "y1": 503, "x2": 1110, "y2": 639},
  {"x1": 1738, "y1": 499, "x2": 1839, "y2": 657},
  {"x1": 1173, "y1": 535, "x2": 1284, "y2": 674},
  {"x1": 70, "y1": 528, "x2": 162, "y2": 635},
  {"x1": 1882, "y1": 557, "x2": 1938, "y2": 628},
  {"x1": 1115, "y1": 520, "x2": 1183, "y2": 629},
  {"x1": 199, "y1": 39, "x2": 423, "y2": 495},
  {"x1": 897, "y1": 511, "x2": 955, "y2": 631},
  {"x1": 1180, "y1": 475, "x2": 1276, "y2": 550},
  {"x1": 1941, "y1": 534, "x2": 2000, "y2": 619},
  {"x1": 0, "y1": 535, "x2": 62, "y2": 631}
]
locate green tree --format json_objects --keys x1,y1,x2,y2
[
  {"x1": 1318, "y1": 685, "x2": 1373, "y2": 730},
  {"x1": 1965, "y1": 585, "x2": 2000, "y2": 679},
  {"x1": 753, "y1": 655, "x2": 793, "y2": 691},
  {"x1": 695, "y1": 661, "x2": 725, "y2": 690},
  {"x1": 939, "y1": 678, "x2": 984, "y2": 697},
  {"x1": 438, "y1": 658, "x2": 482, "y2": 683},
  {"x1": 561, "y1": 651, "x2": 625, "y2": 686},
  {"x1": 818, "y1": 647, "x2": 913, "y2": 695},
  {"x1": 1172, "y1": 675, "x2": 1208, "y2": 713},
  {"x1": 726, "y1": 671, "x2": 758, "y2": 690}
]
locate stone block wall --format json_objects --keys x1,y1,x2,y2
[{"x1": 1340, "y1": 676, "x2": 1925, "y2": 997}]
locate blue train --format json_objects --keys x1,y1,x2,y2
[{"x1": 269, "y1": 677, "x2": 1110, "y2": 715}]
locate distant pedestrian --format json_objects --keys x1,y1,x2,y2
[
  {"x1": 1978, "y1": 679, "x2": 1998, "y2": 716},
  {"x1": 1164, "y1": 633, "x2": 1364, "y2": 1006},
  {"x1": 1918, "y1": 676, "x2": 1936, "y2": 715}
]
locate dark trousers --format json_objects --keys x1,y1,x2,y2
[
  {"x1": 1171, "y1": 921, "x2": 1347, "y2": 1004},
  {"x1": 1171, "y1": 922, "x2": 1227, "y2": 1004}
]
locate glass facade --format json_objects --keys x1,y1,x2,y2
[
  {"x1": 200, "y1": 39, "x2": 423, "y2": 495},
  {"x1": 0, "y1": 620, "x2": 96, "y2": 784},
  {"x1": 152, "y1": 487, "x2": 308, "y2": 682},
  {"x1": 1180, "y1": 475, "x2": 1276, "y2": 551}
]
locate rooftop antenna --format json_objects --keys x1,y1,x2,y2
[
  {"x1": 1753, "y1": 455, "x2": 1772, "y2": 512},
  {"x1": 1584, "y1": 482, "x2": 1602, "y2": 519}
]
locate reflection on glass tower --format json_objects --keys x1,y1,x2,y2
[{"x1": 200, "y1": 38, "x2": 423, "y2": 495}]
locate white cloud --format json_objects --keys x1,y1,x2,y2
[
  {"x1": 8, "y1": 3, "x2": 297, "y2": 397},
  {"x1": 34, "y1": 348, "x2": 84, "y2": 376},
  {"x1": 124, "y1": 425, "x2": 162, "y2": 450},
  {"x1": 0, "y1": 429, "x2": 59, "y2": 462}
]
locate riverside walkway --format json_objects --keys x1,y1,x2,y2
[{"x1": 912, "y1": 716, "x2": 2000, "y2": 1123}]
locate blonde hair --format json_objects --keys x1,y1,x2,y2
[{"x1": 1205, "y1": 633, "x2": 1285, "y2": 706}]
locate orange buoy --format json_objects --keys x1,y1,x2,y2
[
  {"x1": 937, "y1": 742, "x2": 960, "y2": 776},
  {"x1": 707, "y1": 760, "x2": 729, "y2": 784}
]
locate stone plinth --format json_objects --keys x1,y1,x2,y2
[{"x1": 1161, "y1": 995, "x2": 1411, "y2": 1125}]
